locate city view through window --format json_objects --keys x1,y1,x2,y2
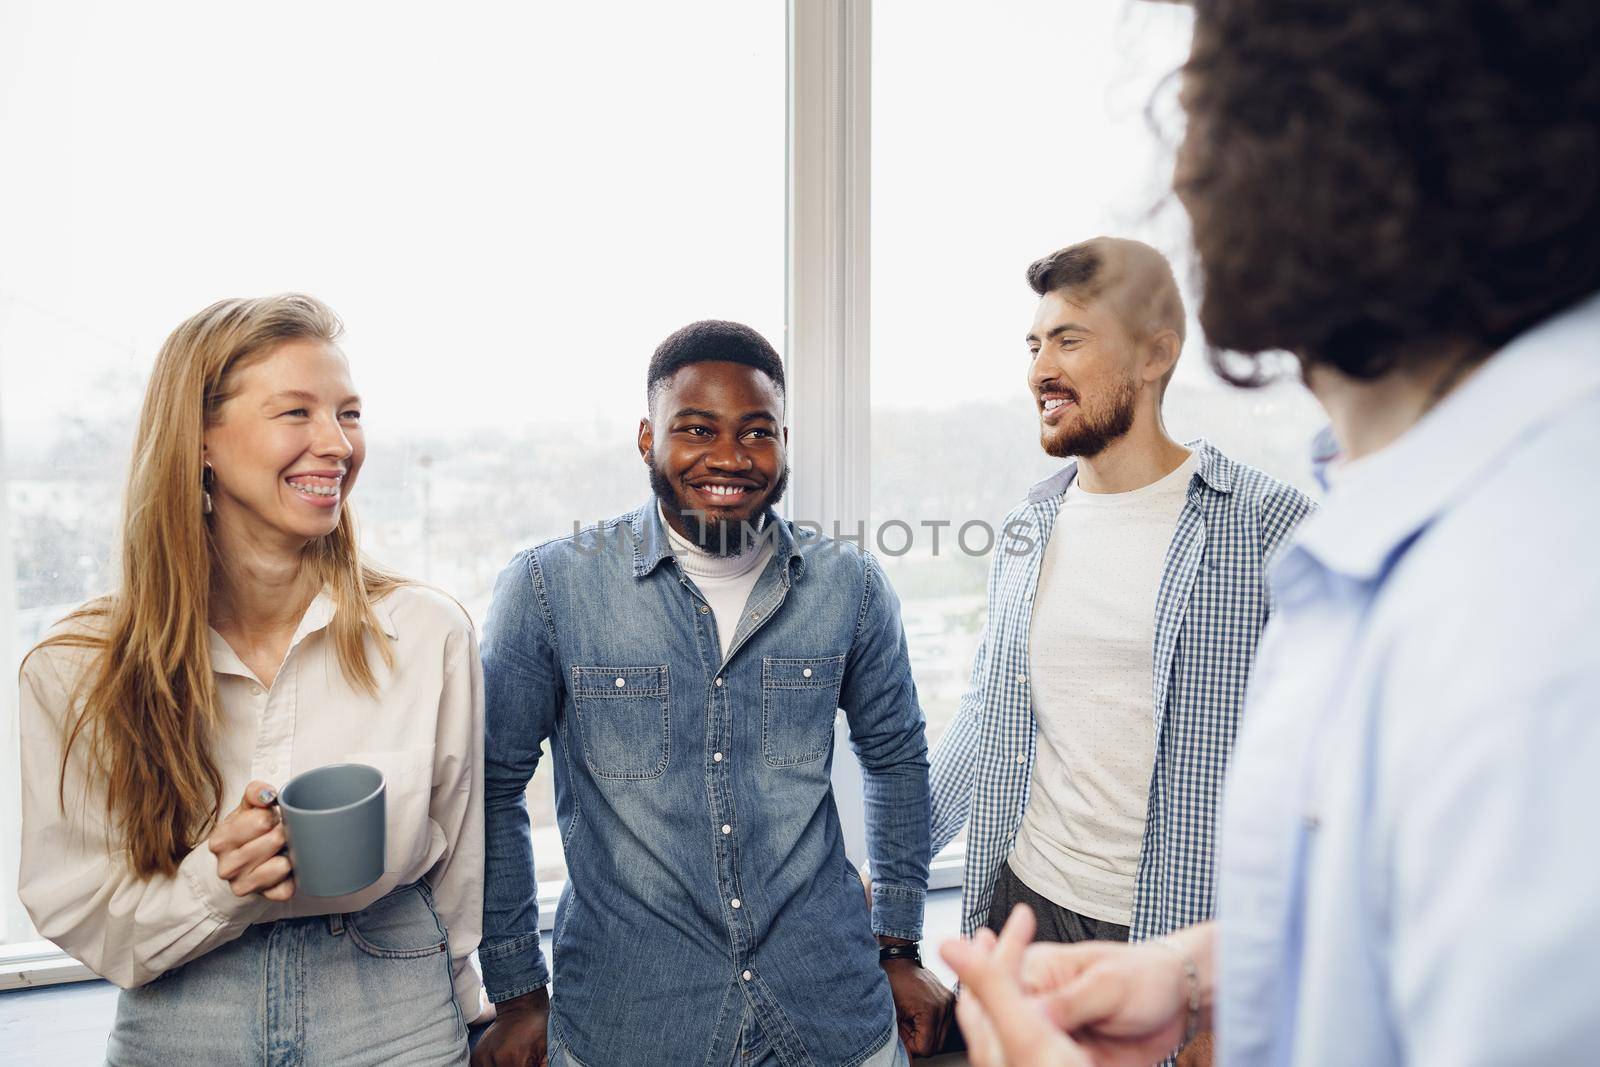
[{"x1": 1, "y1": 0, "x2": 1326, "y2": 953}]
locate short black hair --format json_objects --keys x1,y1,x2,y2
[{"x1": 646, "y1": 320, "x2": 786, "y2": 412}]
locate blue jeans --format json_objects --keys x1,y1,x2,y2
[
  {"x1": 549, "y1": 1017, "x2": 909, "y2": 1067},
  {"x1": 106, "y1": 881, "x2": 466, "y2": 1066},
  {"x1": 736, "y1": 1017, "x2": 910, "y2": 1067}
]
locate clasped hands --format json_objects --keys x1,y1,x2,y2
[{"x1": 938, "y1": 904, "x2": 1198, "y2": 1067}]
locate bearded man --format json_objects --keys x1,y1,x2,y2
[
  {"x1": 473, "y1": 321, "x2": 946, "y2": 1066},
  {"x1": 927, "y1": 237, "x2": 1314, "y2": 1063}
]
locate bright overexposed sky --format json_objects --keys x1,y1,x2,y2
[
  {"x1": 0, "y1": 0, "x2": 786, "y2": 441},
  {"x1": 1, "y1": 0, "x2": 1259, "y2": 446},
  {"x1": 0, "y1": 0, "x2": 1337, "y2": 591},
  {"x1": 872, "y1": 0, "x2": 1199, "y2": 408}
]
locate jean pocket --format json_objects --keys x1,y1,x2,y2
[
  {"x1": 762, "y1": 654, "x2": 846, "y2": 767},
  {"x1": 571, "y1": 665, "x2": 671, "y2": 780},
  {"x1": 345, "y1": 882, "x2": 449, "y2": 959}
]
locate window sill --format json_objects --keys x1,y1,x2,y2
[{"x1": 0, "y1": 941, "x2": 96, "y2": 991}]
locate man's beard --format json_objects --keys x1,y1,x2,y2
[
  {"x1": 648, "y1": 456, "x2": 790, "y2": 556},
  {"x1": 1040, "y1": 373, "x2": 1139, "y2": 459}
]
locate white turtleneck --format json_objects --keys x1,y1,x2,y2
[{"x1": 660, "y1": 504, "x2": 776, "y2": 662}]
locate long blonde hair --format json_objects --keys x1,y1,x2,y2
[{"x1": 34, "y1": 293, "x2": 406, "y2": 878}]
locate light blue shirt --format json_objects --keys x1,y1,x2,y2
[{"x1": 1216, "y1": 293, "x2": 1600, "y2": 1067}]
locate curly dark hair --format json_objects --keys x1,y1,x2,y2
[{"x1": 1179, "y1": 0, "x2": 1600, "y2": 382}]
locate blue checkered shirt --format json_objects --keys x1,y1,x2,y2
[{"x1": 929, "y1": 439, "x2": 1315, "y2": 942}]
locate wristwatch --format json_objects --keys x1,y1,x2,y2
[{"x1": 877, "y1": 943, "x2": 922, "y2": 966}]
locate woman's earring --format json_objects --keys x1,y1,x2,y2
[{"x1": 202, "y1": 463, "x2": 214, "y2": 515}]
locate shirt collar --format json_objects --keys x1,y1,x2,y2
[
  {"x1": 1292, "y1": 291, "x2": 1600, "y2": 582},
  {"x1": 630, "y1": 501, "x2": 803, "y2": 580},
  {"x1": 658, "y1": 502, "x2": 772, "y2": 579},
  {"x1": 207, "y1": 586, "x2": 400, "y2": 679},
  {"x1": 1026, "y1": 438, "x2": 1232, "y2": 504}
]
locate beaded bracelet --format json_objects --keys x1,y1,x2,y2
[{"x1": 1150, "y1": 937, "x2": 1202, "y2": 1045}]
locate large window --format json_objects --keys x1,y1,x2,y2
[
  {"x1": 1, "y1": 0, "x2": 784, "y2": 953},
  {"x1": 870, "y1": 0, "x2": 1324, "y2": 817},
  {"x1": 3, "y1": 0, "x2": 1330, "y2": 982}
]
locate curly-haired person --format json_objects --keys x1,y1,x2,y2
[{"x1": 941, "y1": 3, "x2": 1600, "y2": 1066}]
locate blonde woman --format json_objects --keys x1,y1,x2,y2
[{"x1": 17, "y1": 294, "x2": 484, "y2": 1066}]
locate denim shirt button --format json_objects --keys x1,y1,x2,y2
[
  {"x1": 615, "y1": 677, "x2": 626, "y2": 688},
  {"x1": 742, "y1": 970, "x2": 752, "y2": 981},
  {"x1": 722, "y1": 824, "x2": 732, "y2": 834},
  {"x1": 700, "y1": 605, "x2": 710, "y2": 614},
  {"x1": 713, "y1": 752, "x2": 724, "y2": 762},
  {"x1": 730, "y1": 898, "x2": 742, "y2": 909},
  {"x1": 715, "y1": 677, "x2": 724, "y2": 687},
  {"x1": 802, "y1": 668, "x2": 813, "y2": 678}
]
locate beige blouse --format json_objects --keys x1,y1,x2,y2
[{"x1": 17, "y1": 584, "x2": 485, "y2": 1019}]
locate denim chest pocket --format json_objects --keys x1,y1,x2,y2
[
  {"x1": 762, "y1": 654, "x2": 846, "y2": 767},
  {"x1": 571, "y1": 664, "x2": 671, "y2": 780}
]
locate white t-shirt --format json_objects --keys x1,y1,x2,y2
[
  {"x1": 661, "y1": 504, "x2": 775, "y2": 662},
  {"x1": 1008, "y1": 450, "x2": 1197, "y2": 926}
]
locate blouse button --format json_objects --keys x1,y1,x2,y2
[{"x1": 250, "y1": 684, "x2": 263, "y2": 696}]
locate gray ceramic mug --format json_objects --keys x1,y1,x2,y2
[{"x1": 278, "y1": 762, "x2": 386, "y2": 898}]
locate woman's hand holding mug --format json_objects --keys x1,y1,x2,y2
[{"x1": 208, "y1": 780, "x2": 295, "y2": 901}]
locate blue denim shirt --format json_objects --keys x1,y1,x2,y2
[{"x1": 479, "y1": 503, "x2": 931, "y2": 1067}]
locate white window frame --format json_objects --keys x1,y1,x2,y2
[
  {"x1": 787, "y1": 0, "x2": 961, "y2": 895},
  {"x1": 0, "y1": 353, "x2": 44, "y2": 984},
  {"x1": 0, "y1": 0, "x2": 952, "y2": 991}
]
